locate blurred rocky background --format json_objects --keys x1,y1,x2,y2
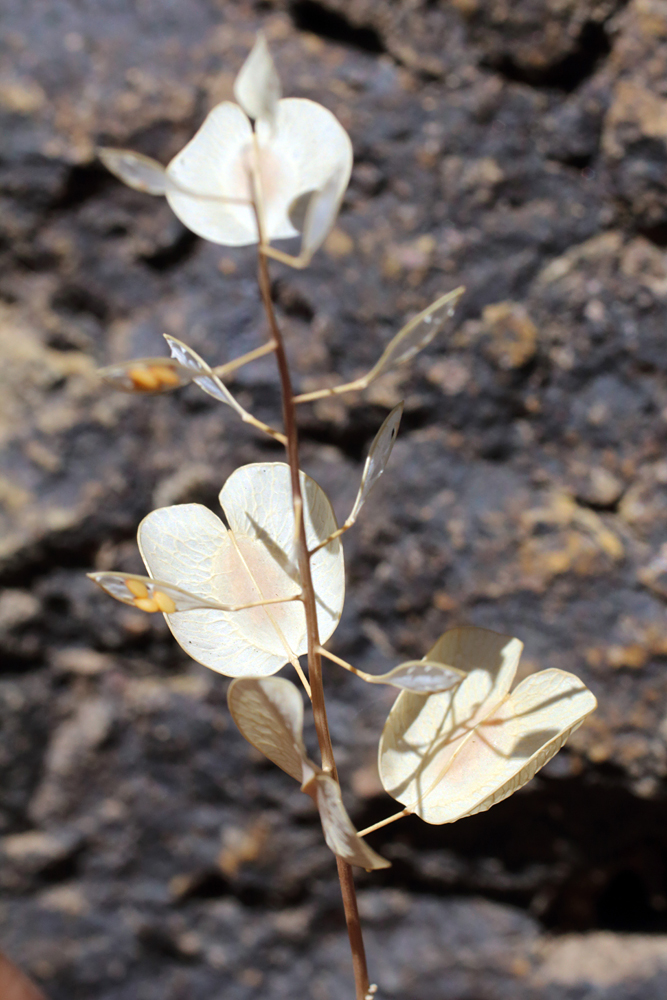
[{"x1": 3, "y1": 0, "x2": 667, "y2": 996}]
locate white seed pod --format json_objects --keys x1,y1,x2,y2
[
  {"x1": 366, "y1": 660, "x2": 464, "y2": 693},
  {"x1": 166, "y1": 98, "x2": 352, "y2": 247},
  {"x1": 137, "y1": 463, "x2": 344, "y2": 677},
  {"x1": 365, "y1": 287, "x2": 465, "y2": 384},
  {"x1": 98, "y1": 148, "x2": 168, "y2": 195},
  {"x1": 252, "y1": 99, "x2": 353, "y2": 248},
  {"x1": 379, "y1": 626, "x2": 597, "y2": 825},
  {"x1": 424, "y1": 624, "x2": 522, "y2": 710},
  {"x1": 87, "y1": 571, "x2": 237, "y2": 614},
  {"x1": 227, "y1": 677, "x2": 306, "y2": 782},
  {"x1": 430, "y1": 669, "x2": 597, "y2": 822},
  {"x1": 347, "y1": 403, "x2": 403, "y2": 526},
  {"x1": 303, "y1": 771, "x2": 391, "y2": 871},
  {"x1": 165, "y1": 101, "x2": 256, "y2": 245},
  {"x1": 100, "y1": 37, "x2": 353, "y2": 252},
  {"x1": 379, "y1": 628, "x2": 524, "y2": 814},
  {"x1": 98, "y1": 357, "x2": 193, "y2": 393},
  {"x1": 233, "y1": 33, "x2": 281, "y2": 129}
]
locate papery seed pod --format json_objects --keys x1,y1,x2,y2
[
  {"x1": 299, "y1": 164, "x2": 350, "y2": 259},
  {"x1": 295, "y1": 289, "x2": 466, "y2": 404},
  {"x1": 98, "y1": 148, "x2": 168, "y2": 194},
  {"x1": 134, "y1": 463, "x2": 343, "y2": 677},
  {"x1": 228, "y1": 677, "x2": 307, "y2": 783},
  {"x1": 379, "y1": 626, "x2": 597, "y2": 825},
  {"x1": 98, "y1": 358, "x2": 193, "y2": 393},
  {"x1": 89, "y1": 569, "x2": 306, "y2": 617},
  {"x1": 163, "y1": 335, "x2": 247, "y2": 415},
  {"x1": 88, "y1": 572, "x2": 214, "y2": 613},
  {"x1": 165, "y1": 98, "x2": 353, "y2": 248},
  {"x1": 365, "y1": 660, "x2": 464, "y2": 693},
  {"x1": 303, "y1": 771, "x2": 390, "y2": 871},
  {"x1": 363, "y1": 287, "x2": 465, "y2": 385},
  {"x1": 99, "y1": 37, "x2": 353, "y2": 261}
]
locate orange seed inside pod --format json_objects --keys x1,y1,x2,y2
[
  {"x1": 129, "y1": 367, "x2": 160, "y2": 391},
  {"x1": 152, "y1": 365, "x2": 181, "y2": 388},
  {"x1": 125, "y1": 578, "x2": 149, "y2": 599},
  {"x1": 135, "y1": 597, "x2": 160, "y2": 613},
  {"x1": 154, "y1": 591, "x2": 177, "y2": 613}
]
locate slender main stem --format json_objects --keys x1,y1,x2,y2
[
  {"x1": 257, "y1": 248, "x2": 370, "y2": 1000},
  {"x1": 256, "y1": 252, "x2": 334, "y2": 770}
]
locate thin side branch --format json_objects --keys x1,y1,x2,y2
[
  {"x1": 357, "y1": 809, "x2": 411, "y2": 839},
  {"x1": 223, "y1": 593, "x2": 301, "y2": 612},
  {"x1": 239, "y1": 409, "x2": 287, "y2": 445},
  {"x1": 317, "y1": 645, "x2": 375, "y2": 684},
  {"x1": 212, "y1": 341, "x2": 276, "y2": 379},
  {"x1": 310, "y1": 521, "x2": 352, "y2": 556},
  {"x1": 0, "y1": 952, "x2": 47, "y2": 1000},
  {"x1": 294, "y1": 378, "x2": 367, "y2": 404},
  {"x1": 261, "y1": 243, "x2": 310, "y2": 270}
]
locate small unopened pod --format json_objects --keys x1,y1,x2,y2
[
  {"x1": 364, "y1": 660, "x2": 465, "y2": 693},
  {"x1": 98, "y1": 358, "x2": 193, "y2": 394}
]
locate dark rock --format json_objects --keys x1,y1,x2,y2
[
  {"x1": 3, "y1": 0, "x2": 667, "y2": 997},
  {"x1": 601, "y1": 1, "x2": 667, "y2": 231}
]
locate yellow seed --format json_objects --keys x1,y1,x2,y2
[
  {"x1": 152, "y1": 365, "x2": 181, "y2": 388},
  {"x1": 154, "y1": 590, "x2": 177, "y2": 613},
  {"x1": 125, "y1": 578, "x2": 149, "y2": 599},
  {"x1": 135, "y1": 597, "x2": 160, "y2": 613},
  {"x1": 129, "y1": 367, "x2": 160, "y2": 391}
]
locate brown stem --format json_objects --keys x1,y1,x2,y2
[
  {"x1": 337, "y1": 857, "x2": 370, "y2": 996},
  {"x1": 0, "y1": 952, "x2": 48, "y2": 1000},
  {"x1": 257, "y1": 248, "x2": 370, "y2": 1000}
]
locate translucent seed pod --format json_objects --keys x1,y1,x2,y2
[
  {"x1": 347, "y1": 403, "x2": 403, "y2": 526},
  {"x1": 228, "y1": 677, "x2": 307, "y2": 783},
  {"x1": 98, "y1": 148, "x2": 168, "y2": 195},
  {"x1": 98, "y1": 358, "x2": 193, "y2": 394},
  {"x1": 365, "y1": 286, "x2": 465, "y2": 383},
  {"x1": 299, "y1": 163, "x2": 349, "y2": 259},
  {"x1": 163, "y1": 335, "x2": 246, "y2": 414},
  {"x1": 365, "y1": 660, "x2": 465, "y2": 693},
  {"x1": 87, "y1": 571, "x2": 287, "y2": 614}
]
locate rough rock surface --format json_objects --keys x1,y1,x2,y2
[{"x1": 3, "y1": 0, "x2": 667, "y2": 997}]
